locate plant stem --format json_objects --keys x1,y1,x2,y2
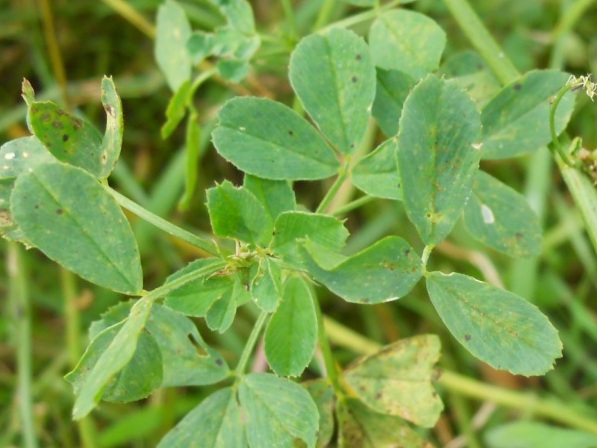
[
  {"x1": 441, "y1": 0, "x2": 519, "y2": 85},
  {"x1": 313, "y1": 0, "x2": 338, "y2": 31},
  {"x1": 235, "y1": 312, "x2": 269, "y2": 375},
  {"x1": 8, "y1": 243, "x2": 38, "y2": 448},
  {"x1": 323, "y1": 315, "x2": 597, "y2": 435},
  {"x1": 316, "y1": 163, "x2": 349, "y2": 214},
  {"x1": 319, "y1": 0, "x2": 402, "y2": 33},
  {"x1": 108, "y1": 187, "x2": 220, "y2": 256},
  {"x1": 280, "y1": 0, "x2": 299, "y2": 40},
  {"x1": 332, "y1": 196, "x2": 374, "y2": 217},
  {"x1": 102, "y1": 0, "x2": 155, "y2": 39}
]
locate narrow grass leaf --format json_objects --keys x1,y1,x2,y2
[
  {"x1": 344, "y1": 335, "x2": 442, "y2": 427},
  {"x1": 289, "y1": 28, "x2": 376, "y2": 154},
  {"x1": 155, "y1": 0, "x2": 192, "y2": 91},
  {"x1": 207, "y1": 180, "x2": 271, "y2": 246},
  {"x1": 99, "y1": 76, "x2": 123, "y2": 179},
  {"x1": 464, "y1": 170, "x2": 542, "y2": 257},
  {"x1": 212, "y1": 97, "x2": 339, "y2": 180},
  {"x1": 352, "y1": 136, "x2": 401, "y2": 200},
  {"x1": 70, "y1": 298, "x2": 153, "y2": 419},
  {"x1": 28, "y1": 101, "x2": 104, "y2": 177},
  {"x1": 0, "y1": 136, "x2": 56, "y2": 180},
  {"x1": 11, "y1": 163, "x2": 142, "y2": 294},
  {"x1": 304, "y1": 236, "x2": 422, "y2": 304},
  {"x1": 265, "y1": 276, "x2": 317, "y2": 377},
  {"x1": 337, "y1": 398, "x2": 434, "y2": 448},
  {"x1": 161, "y1": 79, "x2": 191, "y2": 139},
  {"x1": 157, "y1": 388, "x2": 246, "y2": 448},
  {"x1": 426, "y1": 272, "x2": 563, "y2": 375},
  {"x1": 485, "y1": 421, "x2": 597, "y2": 448},
  {"x1": 369, "y1": 10, "x2": 446, "y2": 79},
  {"x1": 239, "y1": 373, "x2": 319, "y2": 448},
  {"x1": 481, "y1": 70, "x2": 574, "y2": 159},
  {"x1": 146, "y1": 304, "x2": 229, "y2": 387},
  {"x1": 372, "y1": 68, "x2": 416, "y2": 137},
  {"x1": 397, "y1": 75, "x2": 481, "y2": 245}
]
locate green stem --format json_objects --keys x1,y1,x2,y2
[
  {"x1": 332, "y1": 196, "x2": 374, "y2": 217},
  {"x1": 313, "y1": 0, "x2": 338, "y2": 31},
  {"x1": 549, "y1": 84, "x2": 577, "y2": 166},
  {"x1": 108, "y1": 187, "x2": 219, "y2": 256},
  {"x1": 280, "y1": 0, "x2": 299, "y2": 40},
  {"x1": 552, "y1": 0, "x2": 595, "y2": 40},
  {"x1": 421, "y1": 244, "x2": 434, "y2": 267},
  {"x1": 314, "y1": 296, "x2": 345, "y2": 398},
  {"x1": 441, "y1": 0, "x2": 519, "y2": 85},
  {"x1": 319, "y1": 0, "x2": 402, "y2": 33},
  {"x1": 8, "y1": 243, "x2": 38, "y2": 448},
  {"x1": 102, "y1": 0, "x2": 155, "y2": 39},
  {"x1": 323, "y1": 315, "x2": 597, "y2": 435},
  {"x1": 316, "y1": 163, "x2": 349, "y2": 214},
  {"x1": 235, "y1": 312, "x2": 269, "y2": 375}
]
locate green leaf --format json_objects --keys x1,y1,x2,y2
[
  {"x1": 155, "y1": 0, "x2": 192, "y2": 91},
  {"x1": 426, "y1": 272, "x2": 562, "y2": 375},
  {"x1": 217, "y1": 59, "x2": 250, "y2": 82},
  {"x1": 0, "y1": 180, "x2": 26, "y2": 243},
  {"x1": 303, "y1": 380, "x2": 335, "y2": 448},
  {"x1": 289, "y1": 28, "x2": 376, "y2": 154},
  {"x1": 463, "y1": 170, "x2": 542, "y2": 258},
  {"x1": 146, "y1": 304, "x2": 229, "y2": 387},
  {"x1": 99, "y1": 76, "x2": 123, "y2": 179},
  {"x1": 337, "y1": 398, "x2": 433, "y2": 448},
  {"x1": 164, "y1": 258, "x2": 233, "y2": 317},
  {"x1": 397, "y1": 75, "x2": 482, "y2": 245},
  {"x1": 481, "y1": 70, "x2": 574, "y2": 160},
  {"x1": 28, "y1": 101, "x2": 104, "y2": 177},
  {"x1": 161, "y1": 79, "x2": 191, "y2": 139},
  {"x1": 66, "y1": 319, "x2": 162, "y2": 404},
  {"x1": 0, "y1": 136, "x2": 56, "y2": 180},
  {"x1": 157, "y1": 388, "x2": 246, "y2": 448},
  {"x1": 271, "y1": 211, "x2": 349, "y2": 268},
  {"x1": 372, "y1": 68, "x2": 416, "y2": 137},
  {"x1": 11, "y1": 163, "x2": 142, "y2": 294},
  {"x1": 212, "y1": 97, "x2": 339, "y2": 180},
  {"x1": 343, "y1": 335, "x2": 442, "y2": 427},
  {"x1": 265, "y1": 277, "x2": 317, "y2": 377},
  {"x1": 69, "y1": 298, "x2": 153, "y2": 419},
  {"x1": 219, "y1": 0, "x2": 256, "y2": 34},
  {"x1": 304, "y1": 236, "x2": 423, "y2": 304},
  {"x1": 239, "y1": 373, "x2": 319, "y2": 448},
  {"x1": 243, "y1": 174, "x2": 296, "y2": 227},
  {"x1": 250, "y1": 257, "x2": 282, "y2": 313},
  {"x1": 369, "y1": 10, "x2": 446, "y2": 79},
  {"x1": 352, "y1": 137, "x2": 401, "y2": 200},
  {"x1": 206, "y1": 180, "x2": 271, "y2": 246},
  {"x1": 485, "y1": 421, "x2": 597, "y2": 448},
  {"x1": 206, "y1": 292, "x2": 236, "y2": 333},
  {"x1": 187, "y1": 31, "x2": 215, "y2": 64}
]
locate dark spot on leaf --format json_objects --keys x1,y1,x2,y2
[
  {"x1": 405, "y1": 249, "x2": 411, "y2": 256},
  {"x1": 515, "y1": 232, "x2": 523, "y2": 239},
  {"x1": 56, "y1": 209, "x2": 63, "y2": 215},
  {"x1": 426, "y1": 212, "x2": 432, "y2": 218},
  {"x1": 464, "y1": 334, "x2": 471, "y2": 342},
  {"x1": 215, "y1": 358, "x2": 223, "y2": 366},
  {"x1": 351, "y1": 76, "x2": 358, "y2": 83},
  {"x1": 288, "y1": 130, "x2": 294, "y2": 136},
  {"x1": 432, "y1": 391, "x2": 438, "y2": 398},
  {"x1": 104, "y1": 104, "x2": 115, "y2": 117},
  {"x1": 41, "y1": 113, "x2": 51, "y2": 122},
  {"x1": 355, "y1": 54, "x2": 362, "y2": 61},
  {"x1": 57, "y1": 109, "x2": 66, "y2": 116},
  {"x1": 359, "y1": 298, "x2": 370, "y2": 304},
  {"x1": 73, "y1": 119, "x2": 83, "y2": 130},
  {"x1": 375, "y1": 392, "x2": 382, "y2": 399},
  {"x1": 513, "y1": 84, "x2": 522, "y2": 91},
  {"x1": 53, "y1": 121, "x2": 63, "y2": 129},
  {"x1": 62, "y1": 134, "x2": 69, "y2": 142},
  {"x1": 350, "y1": 143, "x2": 355, "y2": 149},
  {"x1": 477, "y1": 63, "x2": 483, "y2": 70}
]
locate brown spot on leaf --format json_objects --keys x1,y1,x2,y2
[
  {"x1": 62, "y1": 134, "x2": 69, "y2": 142},
  {"x1": 355, "y1": 54, "x2": 362, "y2": 61},
  {"x1": 351, "y1": 76, "x2": 358, "y2": 83},
  {"x1": 288, "y1": 130, "x2": 294, "y2": 136},
  {"x1": 56, "y1": 209, "x2": 63, "y2": 215},
  {"x1": 513, "y1": 83, "x2": 522, "y2": 91},
  {"x1": 515, "y1": 232, "x2": 523, "y2": 239},
  {"x1": 464, "y1": 334, "x2": 471, "y2": 342}
]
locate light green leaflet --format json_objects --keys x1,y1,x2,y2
[
  {"x1": 212, "y1": 97, "x2": 339, "y2": 180},
  {"x1": 369, "y1": 10, "x2": 446, "y2": 79},
  {"x1": 464, "y1": 170, "x2": 542, "y2": 258},
  {"x1": 250, "y1": 257, "x2": 282, "y2": 313},
  {"x1": 239, "y1": 373, "x2": 319, "y2": 448},
  {"x1": 289, "y1": 28, "x2": 376, "y2": 154},
  {"x1": 11, "y1": 163, "x2": 143, "y2": 294},
  {"x1": 485, "y1": 421, "x2": 597, "y2": 448},
  {"x1": 206, "y1": 180, "x2": 271, "y2": 246},
  {"x1": 303, "y1": 380, "x2": 335, "y2": 448},
  {"x1": 337, "y1": 398, "x2": 432, "y2": 448},
  {"x1": 158, "y1": 388, "x2": 246, "y2": 448},
  {"x1": 0, "y1": 136, "x2": 56, "y2": 180},
  {"x1": 304, "y1": 236, "x2": 422, "y2": 304},
  {"x1": 155, "y1": 0, "x2": 192, "y2": 91},
  {"x1": 161, "y1": 80, "x2": 192, "y2": 139},
  {"x1": 426, "y1": 272, "x2": 562, "y2": 376},
  {"x1": 264, "y1": 276, "x2": 317, "y2": 377},
  {"x1": 352, "y1": 136, "x2": 401, "y2": 200},
  {"x1": 205, "y1": 292, "x2": 237, "y2": 333},
  {"x1": 481, "y1": 70, "x2": 574, "y2": 159},
  {"x1": 243, "y1": 174, "x2": 296, "y2": 229},
  {"x1": 69, "y1": 298, "x2": 153, "y2": 419},
  {"x1": 343, "y1": 335, "x2": 443, "y2": 428},
  {"x1": 99, "y1": 76, "x2": 124, "y2": 179},
  {"x1": 397, "y1": 75, "x2": 482, "y2": 245}
]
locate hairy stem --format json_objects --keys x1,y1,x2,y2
[{"x1": 235, "y1": 312, "x2": 269, "y2": 375}]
